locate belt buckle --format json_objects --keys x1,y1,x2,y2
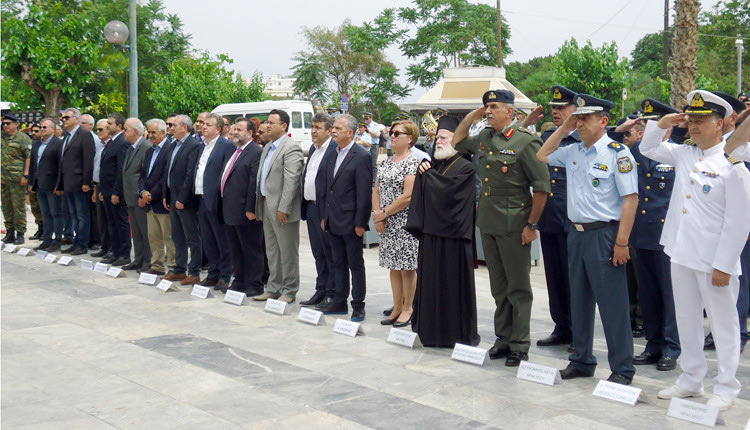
[{"x1": 574, "y1": 223, "x2": 584, "y2": 232}]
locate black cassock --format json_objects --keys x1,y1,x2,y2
[{"x1": 405, "y1": 153, "x2": 480, "y2": 347}]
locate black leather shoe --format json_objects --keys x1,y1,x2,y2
[
  {"x1": 45, "y1": 243, "x2": 61, "y2": 252},
  {"x1": 351, "y1": 308, "x2": 365, "y2": 322},
  {"x1": 300, "y1": 291, "x2": 326, "y2": 307},
  {"x1": 536, "y1": 333, "x2": 572, "y2": 347},
  {"x1": 70, "y1": 247, "x2": 87, "y2": 255},
  {"x1": 320, "y1": 302, "x2": 348, "y2": 315},
  {"x1": 607, "y1": 373, "x2": 633, "y2": 385},
  {"x1": 61, "y1": 245, "x2": 76, "y2": 254},
  {"x1": 198, "y1": 277, "x2": 218, "y2": 286},
  {"x1": 380, "y1": 317, "x2": 398, "y2": 325},
  {"x1": 34, "y1": 242, "x2": 50, "y2": 251},
  {"x1": 657, "y1": 356, "x2": 676, "y2": 371},
  {"x1": 90, "y1": 249, "x2": 108, "y2": 258},
  {"x1": 112, "y1": 257, "x2": 131, "y2": 266},
  {"x1": 559, "y1": 363, "x2": 594, "y2": 380},
  {"x1": 62, "y1": 238, "x2": 73, "y2": 245},
  {"x1": 89, "y1": 243, "x2": 101, "y2": 251},
  {"x1": 101, "y1": 256, "x2": 116, "y2": 264},
  {"x1": 382, "y1": 306, "x2": 394, "y2": 316},
  {"x1": 703, "y1": 333, "x2": 715, "y2": 350},
  {"x1": 488, "y1": 343, "x2": 510, "y2": 360},
  {"x1": 505, "y1": 351, "x2": 529, "y2": 367},
  {"x1": 633, "y1": 351, "x2": 660, "y2": 365},
  {"x1": 314, "y1": 297, "x2": 333, "y2": 311},
  {"x1": 121, "y1": 262, "x2": 141, "y2": 271},
  {"x1": 393, "y1": 317, "x2": 411, "y2": 328},
  {"x1": 245, "y1": 288, "x2": 264, "y2": 297}
]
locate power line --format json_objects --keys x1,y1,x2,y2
[{"x1": 585, "y1": 0, "x2": 636, "y2": 40}]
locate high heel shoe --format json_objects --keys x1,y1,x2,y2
[
  {"x1": 380, "y1": 316, "x2": 399, "y2": 325},
  {"x1": 393, "y1": 317, "x2": 412, "y2": 328}
]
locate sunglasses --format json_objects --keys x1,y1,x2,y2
[
  {"x1": 166, "y1": 122, "x2": 174, "y2": 127},
  {"x1": 2, "y1": 122, "x2": 12, "y2": 126},
  {"x1": 61, "y1": 116, "x2": 71, "y2": 121},
  {"x1": 389, "y1": 130, "x2": 406, "y2": 138}
]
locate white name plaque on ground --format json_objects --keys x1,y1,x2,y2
[
  {"x1": 264, "y1": 298, "x2": 286, "y2": 315},
  {"x1": 35, "y1": 250, "x2": 48, "y2": 260},
  {"x1": 667, "y1": 398, "x2": 719, "y2": 427},
  {"x1": 94, "y1": 262, "x2": 109, "y2": 273},
  {"x1": 106, "y1": 267, "x2": 122, "y2": 278},
  {"x1": 516, "y1": 361, "x2": 561, "y2": 386},
  {"x1": 17, "y1": 247, "x2": 31, "y2": 256},
  {"x1": 80, "y1": 259, "x2": 94, "y2": 270},
  {"x1": 451, "y1": 343, "x2": 489, "y2": 366},
  {"x1": 44, "y1": 253, "x2": 57, "y2": 263},
  {"x1": 156, "y1": 279, "x2": 176, "y2": 292},
  {"x1": 745, "y1": 417, "x2": 750, "y2": 430},
  {"x1": 138, "y1": 272, "x2": 159, "y2": 285},
  {"x1": 191, "y1": 284, "x2": 212, "y2": 299},
  {"x1": 387, "y1": 327, "x2": 418, "y2": 348},
  {"x1": 592, "y1": 380, "x2": 642, "y2": 407},
  {"x1": 297, "y1": 307, "x2": 324, "y2": 325},
  {"x1": 224, "y1": 290, "x2": 245, "y2": 306},
  {"x1": 57, "y1": 256, "x2": 73, "y2": 266},
  {"x1": 3, "y1": 244, "x2": 17, "y2": 253},
  {"x1": 333, "y1": 319, "x2": 364, "y2": 337}
]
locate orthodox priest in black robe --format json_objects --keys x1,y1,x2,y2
[{"x1": 405, "y1": 116, "x2": 480, "y2": 347}]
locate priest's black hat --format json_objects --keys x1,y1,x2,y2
[{"x1": 437, "y1": 115, "x2": 460, "y2": 132}]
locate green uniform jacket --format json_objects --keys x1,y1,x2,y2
[
  {"x1": 456, "y1": 122, "x2": 550, "y2": 235},
  {"x1": 1, "y1": 131, "x2": 31, "y2": 178}
]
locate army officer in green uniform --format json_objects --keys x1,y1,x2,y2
[
  {"x1": 1, "y1": 113, "x2": 31, "y2": 244},
  {"x1": 452, "y1": 89, "x2": 550, "y2": 366}
]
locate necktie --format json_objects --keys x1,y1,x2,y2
[
  {"x1": 61, "y1": 133, "x2": 71, "y2": 154},
  {"x1": 221, "y1": 147, "x2": 243, "y2": 196}
]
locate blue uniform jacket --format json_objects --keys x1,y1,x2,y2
[{"x1": 631, "y1": 140, "x2": 674, "y2": 250}]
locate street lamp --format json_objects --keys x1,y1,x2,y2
[
  {"x1": 104, "y1": 0, "x2": 138, "y2": 118},
  {"x1": 736, "y1": 37, "x2": 744, "y2": 96}
]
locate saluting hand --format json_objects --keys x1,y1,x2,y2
[
  {"x1": 521, "y1": 105, "x2": 544, "y2": 128},
  {"x1": 657, "y1": 113, "x2": 687, "y2": 130},
  {"x1": 560, "y1": 114, "x2": 577, "y2": 133}
]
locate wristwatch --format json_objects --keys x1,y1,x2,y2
[{"x1": 526, "y1": 222, "x2": 539, "y2": 230}]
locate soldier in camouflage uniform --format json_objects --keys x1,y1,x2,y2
[
  {"x1": 1, "y1": 113, "x2": 31, "y2": 244},
  {"x1": 453, "y1": 89, "x2": 550, "y2": 367}
]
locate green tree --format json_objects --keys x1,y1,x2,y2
[
  {"x1": 631, "y1": 30, "x2": 672, "y2": 79},
  {"x1": 147, "y1": 53, "x2": 268, "y2": 119},
  {"x1": 396, "y1": 0, "x2": 512, "y2": 87},
  {"x1": 553, "y1": 38, "x2": 629, "y2": 105},
  {"x1": 506, "y1": 55, "x2": 557, "y2": 124},
  {"x1": 697, "y1": 0, "x2": 749, "y2": 93},
  {"x1": 291, "y1": 55, "x2": 329, "y2": 107}
]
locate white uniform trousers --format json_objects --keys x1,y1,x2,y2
[{"x1": 671, "y1": 262, "x2": 741, "y2": 398}]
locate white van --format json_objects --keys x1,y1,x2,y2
[{"x1": 212, "y1": 100, "x2": 313, "y2": 147}]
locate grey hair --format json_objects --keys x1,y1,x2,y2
[
  {"x1": 126, "y1": 118, "x2": 145, "y2": 135},
  {"x1": 206, "y1": 113, "x2": 225, "y2": 131},
  {"x1": 146, "y1": 118, "x2": 167, "y2": 133},
  {"x1": 81, "y1": 114, "x2": 95, "y2": 125},
  {"x1": 96, "y1": 119, "x2": 108, "y2": 128},
  {"x1": 175, "y1": 114, "x2": 193, "y2": 130},
  {"x1": 337, "y1": 114, "x2": 358, "y2": 133},
  {"x1": 312, "y1": 112, "x2": 334, "y2": 130},
  {"x1": 64, "y1": 108, "x2": 82, "y2": 118}
]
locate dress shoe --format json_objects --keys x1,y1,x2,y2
[
  {"x1": 34, "y1": 242, "x2": 50, "y2": 251},
  {"x1": 251, "y1": 292, "x2": 279, "y2": 301},
  {"x1": 300, "y1": 291, "x2": 326, "y2": 307},
  {"x1": 90, "y1": 249, "x2": 108, "y2": 258},
  {"x1": 559, "y1": 363, "x2": 594, "y2": 380},
  {"x1": 656, "y1": 356, "x2": 676, "y2": 371},
  {"x1": 89, "y1": 243, "x2": 101, "y2": 251},
  {"x1": 393, "y1": 317, "x2": 411, "y2": 328},
  {"x1": 380, "y1": 317, "x2": 398, "y2": 325},
  {"x1": 488, "y1": 343, "x2": 510, "y2": 360},
  {"x1": 162, "y1": 271, "x2": 187, "y2": 281},
  {"x1": 62, "y1": 238, "x2": 73, "y2": 245},
  {"x1": 631, "y1": 324, "x2": 645, "y2": 338},
  {"x1": 706, "y1": 394, "x2": 733, "y2": 411},
  {"x1": 351, "y1": 308, "x2": 365, "y2": 322},
  {"x1": 505, "y1": 351, "x2": 528, "y2": 367},
  {"x1": 607, "y1": 373, "x2": 633, "y2": 385},
  {"x1": 633, "y1": 351, "x2": 660, "y2": 365},
  {"x1": 144, "y1": 268, "x2": 165, "y2": 276},
  {"x1": 314, "y1": 297, "x2": 333, "y2": 311},
  {"x1": 70, "y1": 247, "x2": 87, "y2": 256},
  {"x1": 112, "y1": 258, "x2": 131, "y2": 266},
  {"x1": 61, "y1": 245, "x2": 76, "y2": 254},
  {"x1": 213, "y1": 279, "x2": 227, "y2": 291},
  {"x1": 45, "y1": 243, "x2": 61, "y2": 252},
  {"x1": 180, "y1": 275, "x2": 200, "y2": 285},
  {"x1": 536, "y1": 333, "x2": 572, "y2": 347},
  {"x1": 703, "y1": 333, "x2": 715, "y2": 350},
  {"x1": 278, "y1": 295, "x2": 295, "y2": 304},
  {"x1": 13, "y1": 235, "x2": 24, "y2": 245},
  {"x1": 101, "y1": 256, "x2": 117, "y2": 264},
  {"x1": 657, "y1": 384, "x2": 703, "y2": 400},
  {"x1": 198, "y1": 277, "x2": 218, "y2": 287},
  {"x1": 320, "y1": 302, "x2": 348, "y2": 315},
  {"x1": 382, "y1": 306, "x2": 394, "y2": 316},
  {"x1": 245, "y1": 288, "x2": 264, "y2": 297}
]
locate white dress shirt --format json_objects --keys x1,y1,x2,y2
[
  {"x1": 194, "y1": 136, "x2": 218, "y2": 195},
  {"x1": 304, "y1": 138, "x2": 330, "y2": 201},
  {"x1": 333, "y1": 140, "x2": 355, "y2": 177}
]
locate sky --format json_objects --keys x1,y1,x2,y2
[{"x1": 161, "y1": 0, "x2": 723, "y2": 103}]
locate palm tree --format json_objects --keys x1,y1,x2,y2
[{"x1": 670, "y1": 0, "x2": 700, "y2": 107}]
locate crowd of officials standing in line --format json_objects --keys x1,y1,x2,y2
[{"x1": 2, "y1": 84, "x2": 750, "y2": 412}]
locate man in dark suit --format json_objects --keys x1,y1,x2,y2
[
  {"x1": 139, "y1": 119, "x2": 174, "y2": 276},
  {"x1": 317, "y1": 114, "x2": 373, "y2": 321},
  {"x1": 219, "y1": 118, "x2": 264, "y2": 295},
  {"x1": 162, "y1": 115, "x2": 202, "y2": 285},
  {"x1": 299, "y1": 112, "x2": 337, "y2": 308},
  {"x1": 121, "y1": 118, "x2": 152, "y2": 272},
  {"x1": 99, "y1": 113, "x2": 131, "y2": 266},
  {"x1": 57, "y1": 108, "x2": 95, "y2": 255},
  {"x1": 28, "y1": 118, "x2": 64, "y2": 251},
  {"x1": 90, "y1": 119, "x2": 112, "y2": 259},
  {"x1": 193, "y1": 113, "x2": 235, "y2": 289}
]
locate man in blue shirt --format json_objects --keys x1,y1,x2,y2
[{"x1": 537, "y1": 94, "x2": 639, "y2": 385}]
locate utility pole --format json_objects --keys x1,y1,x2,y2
[
  {"x1": 662, "y1": 0, "x2": 669, "y2": 79},
  {"x1": 497, "y1": 0, "x2": 503, "y2": 68}
]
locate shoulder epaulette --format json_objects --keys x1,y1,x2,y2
[
  {"x1": 608, "y1": 142, "x2": 625, "y2": 151},
  {"x1": 684, "y1": 139, "x2": 697, "y2": 146},
  {"x1": 517, "y1": 126, "x2": 534, "y2": 135},
  {"x1": 725, "y1": 153, "x2": 742, "y2": 164}
]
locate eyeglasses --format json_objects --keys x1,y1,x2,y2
[{"x1": 389, "y1": 130, "x2": 406, "y2": 138}]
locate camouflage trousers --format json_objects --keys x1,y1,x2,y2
[
  {"x1": 29, "y1": 191, "x2": 43, "y2": 225},
  {"x1": 1, "y1": 178, "x2": 28, "y2": 233}
]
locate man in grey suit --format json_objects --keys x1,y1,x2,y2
[
  {"x1": 121, "y1": 117, "x2": 152, "y2": 272},
  {"x1": 252, "y1": 109, "x2": 304, "y2": 303}
]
